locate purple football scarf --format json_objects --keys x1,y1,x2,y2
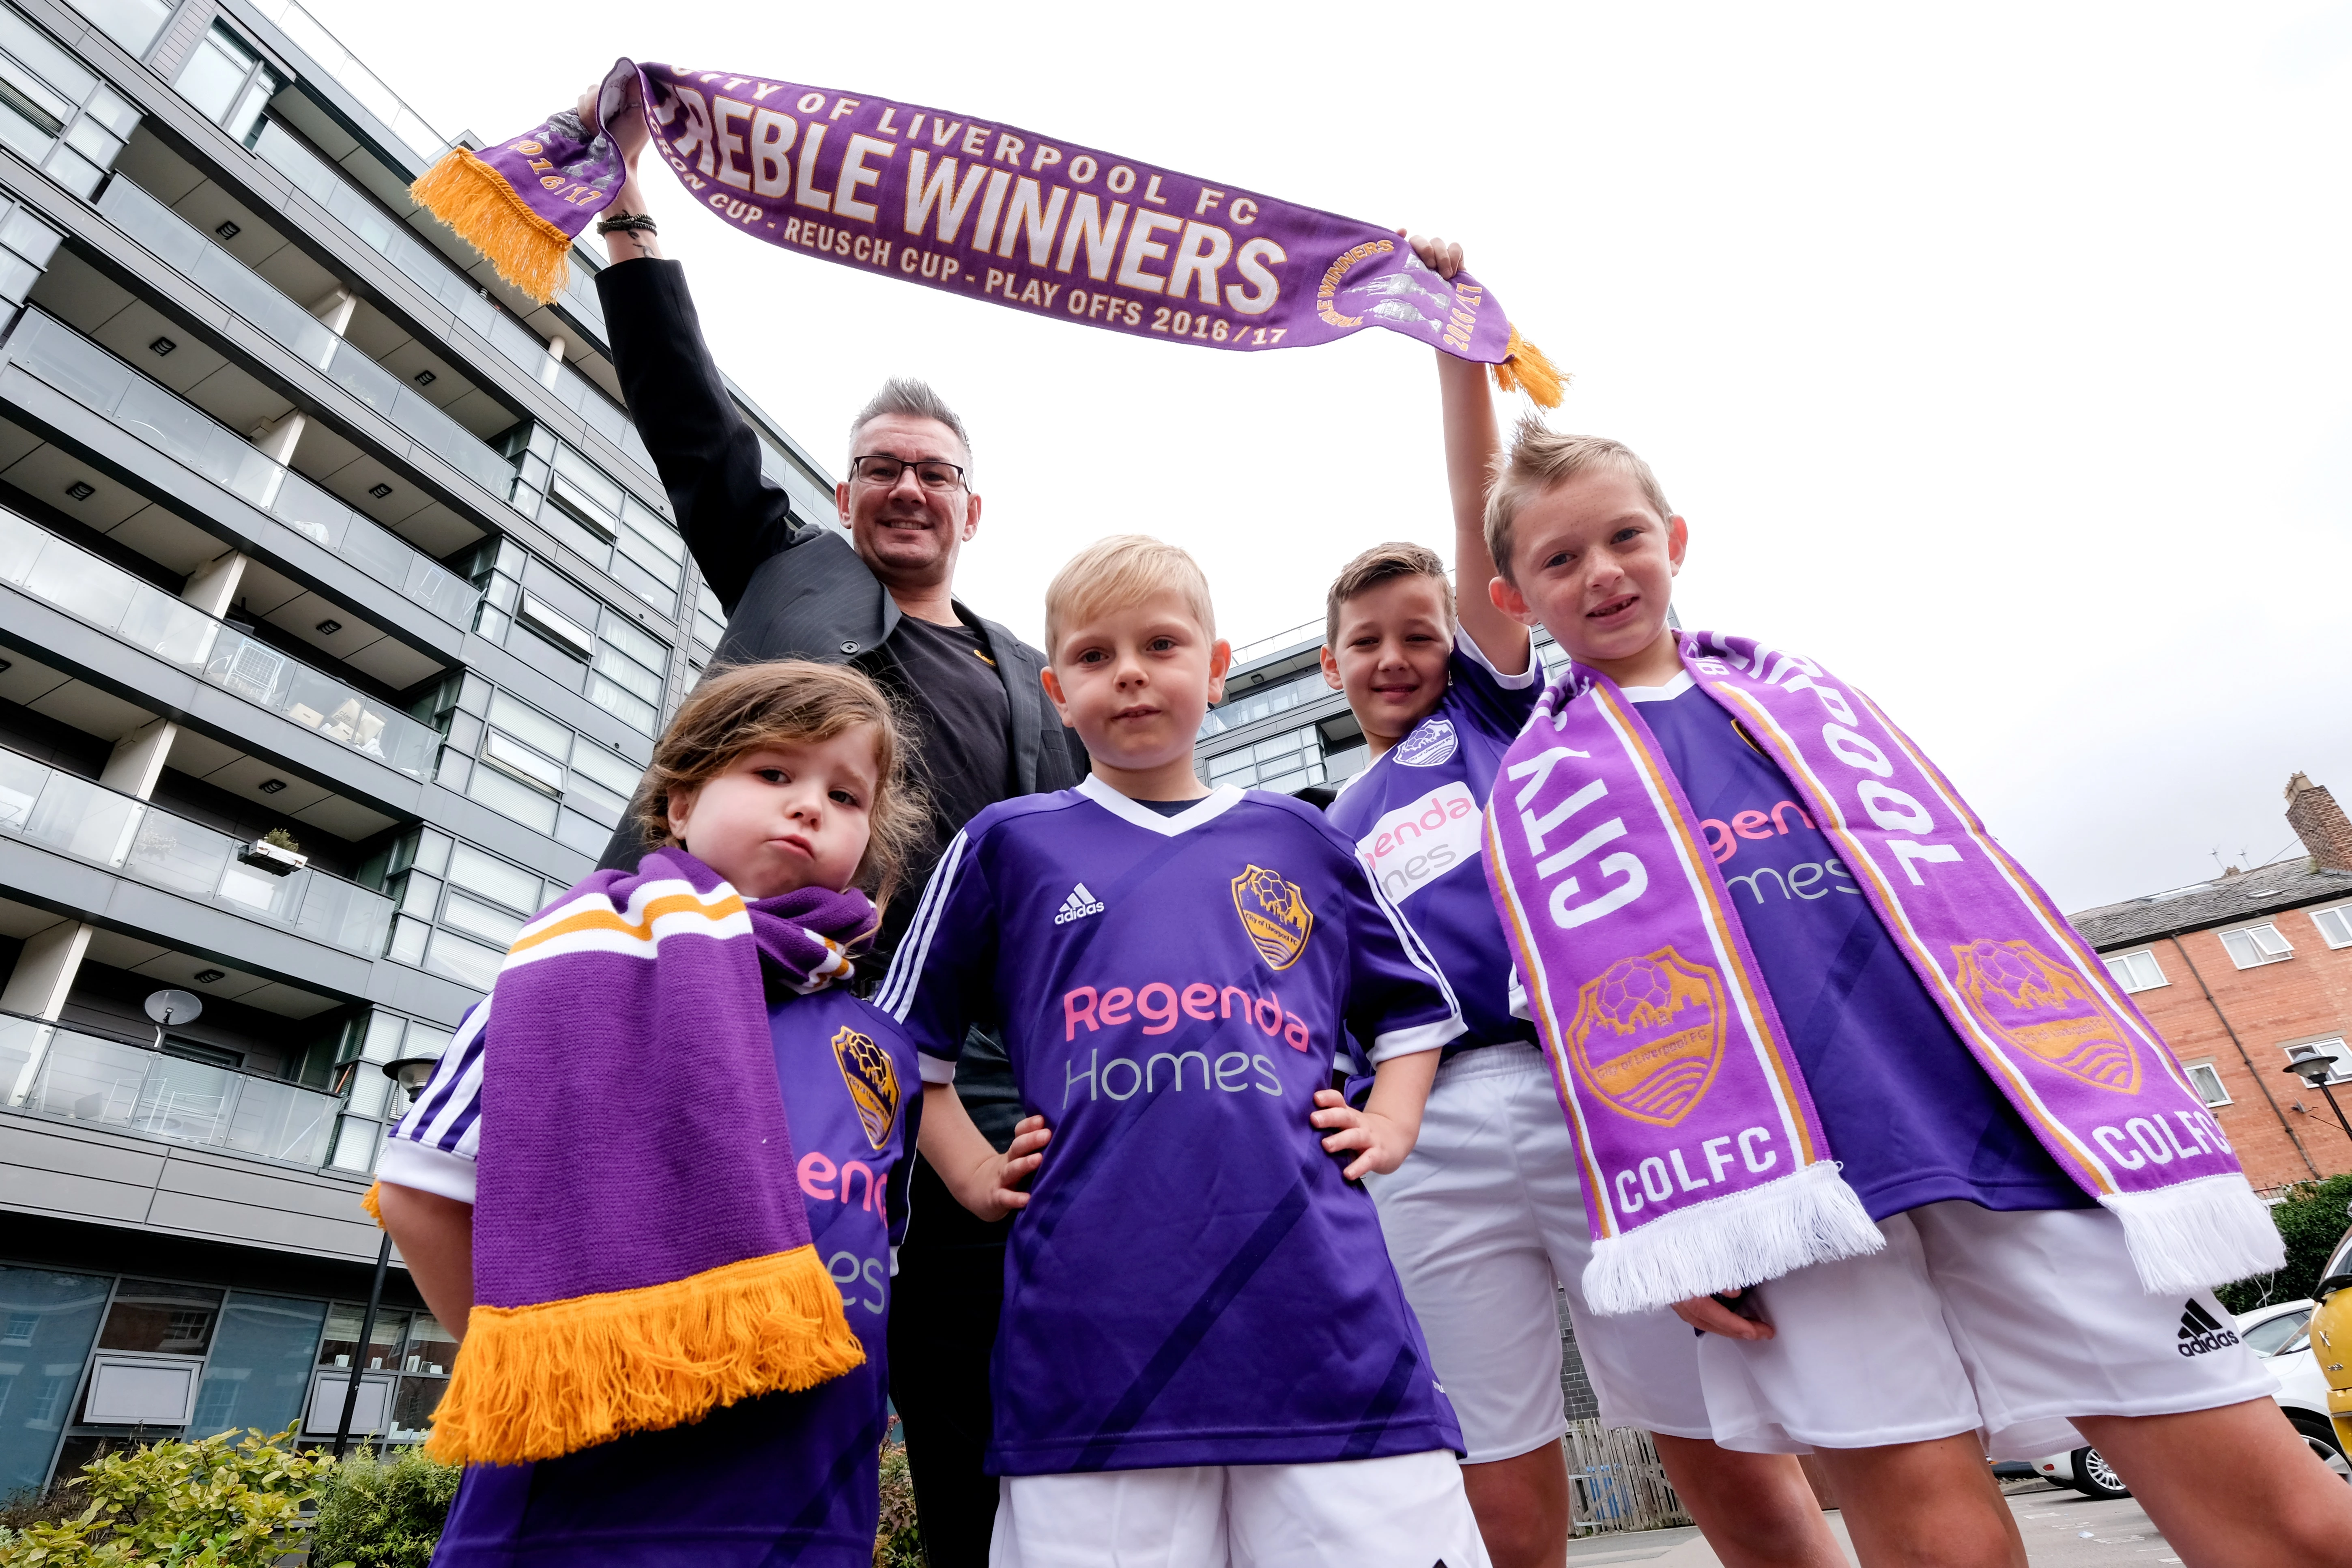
[
  {"x1": 410, "y1": 847, "x2": 875, "y2": 1465},
  {"x1": 1485, "y1": 632, "x2": 2282, "y2": 1315},
  {"x1": 410, "y1": 60, "x2": 1561, "y2": 402}
]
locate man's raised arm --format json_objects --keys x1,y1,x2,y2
[{"x1": 582, "y1": 87, "x2": 800, "y2": 615}]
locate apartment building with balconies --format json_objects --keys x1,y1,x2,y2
[{"x1": 0, "y1": 0, "x2": 837, "y2": 1496}]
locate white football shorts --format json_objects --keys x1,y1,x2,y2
[
  {"x1": 1365, "y1": 1043, "x2": 1715, "y2": 1459},
  {"x1": 1698, "y1": 1199, "x2": 2279, "y2": 1459},
  {"x1": 990, "y1": 1450, "x2": 1490, "y2": 1568}
]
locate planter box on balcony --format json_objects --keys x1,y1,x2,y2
[{"x1": 239, "y1": 840, "x2": 308, "y2": 876}]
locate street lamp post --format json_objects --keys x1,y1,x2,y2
[
  {"x1": 2281, "y1": 1046, "x2": 2352, "y2": 1146},
  {"x1": 331, "y1": 1053, "x2": 443, "y2": 1459}
]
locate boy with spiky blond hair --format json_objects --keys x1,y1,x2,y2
[
  {"x1": 883, "y1": 535, "x2": 1488, "y2": 1568},
  {"x1": 1479, "y1": 420, "x2": 2352, "y2": 1568}
]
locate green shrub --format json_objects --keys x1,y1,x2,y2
[
  {"x1": 2218, "y1": 1172, "x2": 2352, "y2": 1313},
  {"x1": 0, "y1": 1424, "x2": 325, "y2": 1567},
  {"x1": 309, "y1": 1445, "x2": 460, "y2": 1568},
  {"x1": 873, "y1": 1443, "x2": 919, "y2": 1568}
]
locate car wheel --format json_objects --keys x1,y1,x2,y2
[
  {"x1": 2288, "y1": 1414, "x2": 2352, "y2": 1481},
  {"x1": 2070, "y1": 1447, "x2": 2131, "y2": 1500}
]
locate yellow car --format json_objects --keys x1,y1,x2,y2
[{"x1": 2311, "y1": 1228, "x2": 2352, "y2": 1453}]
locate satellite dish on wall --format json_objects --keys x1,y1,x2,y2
[{"x1": 144, "y1": 989, "x2": 203, "y2": 1026}]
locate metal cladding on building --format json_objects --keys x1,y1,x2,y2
[{"x1": 0, "y1": 0, "x2": 834, "y2": 1494}]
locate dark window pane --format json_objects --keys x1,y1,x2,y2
[
  {"x1": 0, "y1": 1266, "x2": 109, "y2": 1495},
  {"x1": 400, "y1": 1315, "x2": 456, "y2": 1377},
  {"x1": 190, "y1": 1294, "x2": 326, "y2": 1438},
  {"x1": 388, "y1": 1373, "x2": 445, "y2": 1442},
  {"x1": 317, "y1": 1305, "x2": 406, "y2": 1373},
  {"x1": 96, "y1": 1280, "x2": 222, "y2": 1355}
]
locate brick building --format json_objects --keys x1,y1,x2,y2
[{"x1": 2070, "y1": 774, "x2": 2352, "y2": 1193}]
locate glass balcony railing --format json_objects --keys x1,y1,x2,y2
[
  {"x1": 248, "y1": 121, "x2": 648, "y2": 475},
  {"x1": 0, "y1": 745, "x2": 395, "y2": 955},
  {"x1": 1200, "y1": 665, "x2": 1337, "y2": 738},
  {"x1": 1225, "y1": 617, "x2": 1323, "y2": 671},
  {"x1": 0, "y1": 1011, "x2": 339, "y2": 1167},
  {"x1": 243, "y1": 0, "x2": 447, "y2": 169},
  {"x1": 4, "y1": 309, "x2": 478, "y2": 628},
  {"x1": 94, "y1": 177, "x2": 517, "y2": 499},
  {"x1": 0, "y1": 502, "x2": 441, "y2": 778}
]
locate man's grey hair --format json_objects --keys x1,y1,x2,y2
[{"x1": 848, "y1": 377, "x2": 973, "y2": 478}]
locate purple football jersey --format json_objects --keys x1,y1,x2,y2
[
  {"x1": 1329, "y1": 631, "x2": 1540, "y2": 1056},
  {"x1": 430, "y1": 988, "x2": 920, "y2": 1567},
  {"x1": 881, "y1": 776, "x2": 1466, "y2": 1475},
  {"x1": 1628, "y1": 675, "x2": 2086, "y2": 1220}
]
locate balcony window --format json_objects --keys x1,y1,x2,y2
[
  {"x1": 423, "y1": 926, "x2": 503, "y2": 992},
  {"x1": 174, "y1": 22, "x2": 282, "y2": 147},
  {"x1": 690, "y1": 579, "x2": 725, "y2": 652},
  {"x1": 516, "y1": 593, "x2": 594, "y2": 662},
  {"x1": 0, "y1": 1267, "x2": 106, "y2": 1496},
  {"x1": 2221, "y1": 923, "x2": 2293, "y2": 970},
  {"x1": 2102, "y1": 949, "x2": 2166, "y2": 993},
  {"x1": 59, "y1": 0, "x2": 170, "y2": 56},
  {"x1": 0, "y1": 4, "x2": 135, "y2": 197},
  {"x1": 512, "y1": 436, "x2": 682, "y2": 615},
  {"x1": 590, "y1": 615, "x2": 669, "y2": 735},
  {"x1": 191, "y1": 1295, "x2": 327, "y2": 1438},
  {"x1": 95, "y1": 1281, "x2": 219, "y2": 1356},
  {"x1": 446, "y1": 841, "x2": 544, "y2": 920}
]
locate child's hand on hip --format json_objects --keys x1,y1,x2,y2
[{"x1": 1311, "y1": 1088, "x2": 1415, "y2": 1181}]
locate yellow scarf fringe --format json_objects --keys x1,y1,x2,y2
[
  {"x1": 424, "y1": 1245, "x2": 865, "y2": 1467},
  {"x1": 410, "y1": 147, "x2": 576, "y2": 307},
  {"x1": 1492, "y1": 327, "x2": 1567, "y2": 408}
]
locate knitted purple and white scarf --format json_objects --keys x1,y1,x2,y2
[{"x1": 1486, "y1": 632, "x2": 2282, "y2": 1314}]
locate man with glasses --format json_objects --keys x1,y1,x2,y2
[{"x1": 580, "y1": 86, "x2": 1084, "y2": 1567}]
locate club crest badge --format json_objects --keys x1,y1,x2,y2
[
  {"x1": 830, "y1": 1025, "x2": 901, "y2": 1149},
  {"x1": 1231, "y1": 865, "x2": 1314, "y2": 971},
  {"x1": 1951, "y1": 938, "x2": 2140, "y2": 1093},
  {"x1": 1565, "y1": 948, "x2": 1726, "y2": 1127},
  {"x1": 1395, "y1": 717, "x2": 1458, "y2": 768}
]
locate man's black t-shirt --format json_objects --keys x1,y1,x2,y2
[
  {"x1": 888, "y1": 613, "x2": 1013, "y2": 884},
  {"x1": 872, "y1": 613, "x2": 1025, "y2": 1153}
]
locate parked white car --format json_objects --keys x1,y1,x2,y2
[{"x1": 2027, "y1": 1299, "x2": 2345, "y2": 1499}]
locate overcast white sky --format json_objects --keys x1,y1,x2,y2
[{"x1": 307, "y1": 0, "x2": 2352, "y2": 915}]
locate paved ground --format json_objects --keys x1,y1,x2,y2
[{"x1": 1563, "y1": 1481, "x2": 2181, "y2": 1567}]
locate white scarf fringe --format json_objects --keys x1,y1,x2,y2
[
  {"x1": 2102, "y1": 1175, "x2": 2285, "y2": 1295},
  {"x1": 1581, "y1": 1160, "x2": 1886, "y2": 1316}
]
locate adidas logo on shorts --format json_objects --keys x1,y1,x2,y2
[
  {"x1": 1055, "y1": 883, "x2": 1106, "y2": 926},
  {"x1": 2176, "y1": 1299, "x2": 2240, "y2": 1357}
]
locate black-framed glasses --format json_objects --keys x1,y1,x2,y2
[{"x1": 850, "y1": 454, "x2": 967, "y2": 491}]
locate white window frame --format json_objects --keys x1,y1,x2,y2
[
  {"x1": 2103, "y1": 949, "x2": 2167, "y2": 993},
  {"x1": 2313, "y1": 904, "x2": 2352, "y2": 951},
  {"x1": 2283, "y1": 1036, "x2": 2352, "y2": 1086},
  {"x1": 2221, "y1": 922, "x2": 2294, "y2": 970},
  {"x1": 2183, "y1": 1060, "x2": 2231, "y2": 1108}
]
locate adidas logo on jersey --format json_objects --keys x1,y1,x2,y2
[
  {"x1": 1054, "y1": 883, "x2": 1106, "y2": 925},
  {"x1": 2176, "y1": 1299, "x2": 2240, "y2": 1357}
]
